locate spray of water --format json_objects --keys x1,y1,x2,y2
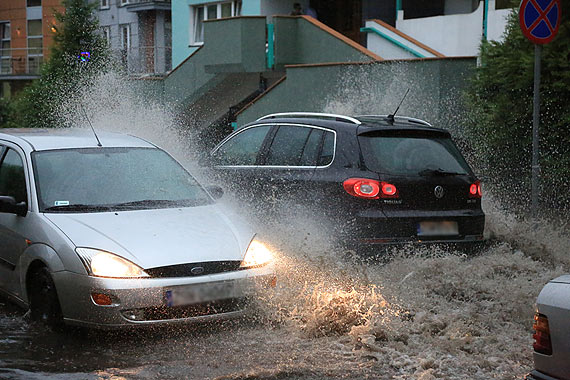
[{"x1": 26, "y1": 67, "x2": 570, "y2": 379}]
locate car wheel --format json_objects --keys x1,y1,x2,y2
[{"x1": 29, "y1": 267, "x2": 63, "y2": 328}]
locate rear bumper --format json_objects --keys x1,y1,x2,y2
[
  {"x1": 347, "y1": 208, "x2": 485, "y2": 244},
  {"x1": 51, "y1": 266, "x2": 275, "y2": 329},
  {"x1": 526, "y1": 370, "x2": 564, "y2": 380}
]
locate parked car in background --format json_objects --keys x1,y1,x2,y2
[
  {"x1": 206, "y1": 112, "x2": 485, "y2": 248},
  {"x1": 526, "y1": 275, "x2": 570, "y2": 380},
  {"x1": 0, "y1": 128, "x2": 275, "y2": 329}
]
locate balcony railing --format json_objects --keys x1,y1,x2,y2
[
  {"x1": 0, "y1": 47, "x2": 171, "y2": 77},
  {"x1": 0, "y1": 48, "x2": 46, "y2": 76},
  {"x1": 125, "y1": 0, "x2": 171, "y2": 12},
  {"x1": 126, "y1": 0, "x2": 170, "y2": 4}
]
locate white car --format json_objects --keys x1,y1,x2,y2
[
  {"x1": 0, "y1": 128, "x2": 275, "y2": 328},
  {"x1": 527, "y1": 275, "x2": 570, "y2": 380}
]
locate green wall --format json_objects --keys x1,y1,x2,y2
[
  {"x1": 164, "y1": 17, "x2": 267, "y2": 108},
  {"x1": 236, "y1": 58, "x2": 477, "y2": 134},
  {"x1": 273, "y1": 16, "x2": 378, "y2": 69}
]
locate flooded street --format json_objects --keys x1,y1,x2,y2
[{"x1": 2, "y1": 197, "x2": 568, "y2": 380}]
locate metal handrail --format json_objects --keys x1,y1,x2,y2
[
  {"x1": 355, "y1": 115, "x2": 432, "y2": 127},
  {"x1": 257, "y1": 112, "x2": 361, "y2": 125}
]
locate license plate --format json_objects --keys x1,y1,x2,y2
[
  {"x1": 165, "y1": 281, "x2": 236, "y2": 307},
  {"x1": 417, "y1": 221, "x2": 459, "y2": 236}
]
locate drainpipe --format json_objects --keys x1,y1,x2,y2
[
  {"x1": 482, "y1": 0, "x2": 489, "y2": 40},
  {"x1": 266, "y1": 23, "x2": 275, "y2": 69},
  {"x1": 395, "y1": 0, "x2": 402, "y2": 22}
]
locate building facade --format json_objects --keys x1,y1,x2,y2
[
  {"x1": 94, "y1": 0, "x2": 172, "y2": 75},
  {"x1": 0, "y1": 0, "x2": 63, "y2": 99},
  {"x1": 172, "y1": 0, "x2": 515, "y2": 68}
]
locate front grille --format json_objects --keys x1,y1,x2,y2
[
  {"x1": 140, "y1": 298, "x2": 247, "y2": 321},
  {"x1": 145, "y1": 261, "x2": 242, "y2": 278}
]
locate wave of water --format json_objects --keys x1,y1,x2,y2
[{"x1": 1, "y1": 69, "x2": 568, "y2": 379}]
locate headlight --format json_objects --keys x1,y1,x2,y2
[
  {"x1": 75, "y1": 248, "x2": 149, "y2": 278},
  {"x1": 240, "y1": 239, "x2": 273, "y2": 269}
]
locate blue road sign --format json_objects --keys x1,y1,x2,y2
[{"x1": 519, "y1": 0, "x2": 561, "y2": 44}]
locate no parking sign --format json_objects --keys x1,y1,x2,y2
[
  {"x1": 519, "y1": 0, "x2": 561, "y2": 44},
  {"x1": 518, "y1": 0, "x2": 562, "y2": 217}
]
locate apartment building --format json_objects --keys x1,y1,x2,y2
[
  {"x1": 0, "y1": 0, "x2": 63, "y2": 98},
  {"x1": 94, "y1": 0, "x2": 172, "y2": 75}
]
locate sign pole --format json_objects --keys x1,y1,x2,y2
[{"x1": 531, "y1": 44, "x2": 541, "y2": 219}]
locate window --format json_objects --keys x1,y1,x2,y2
[
  {"x1": 0, "y1": 22, "x2": 10, "y2": 74},
  {"x1": 300, "y1": 129, "x2": 324, "y2": 166},
  {"x1": 192, "y1": 1, "x2": 242, "y2": 44},
  {"x1": 120, "y1": 24, "x2": 130, "y2": 50},
  {"x1": 265, "y1": 126, "x2": 313, "y2": 166},
  {"x1": 27, "y1": 19, "x2": 43, "y2": 74},
  {"x1": 100, "y1": 0, "x2": 109, "y2": 9},
  {"x1": 317, "y1": 131, "x2": 335, "y2": 166},
  {"x1": 26, "y1": 0, "x2": 41, "y2": 6},
  {"x1": 213, "y1": 125, "x2": 271, "y2": 166},
  {"x1": 102, "y1": 26, "x2": 111, "y2": 46},
  {"x1": 358, "y1": 134, "x2": 471, "y2": 175},
  {"x1": 120, "y1": 0, "x2": 130, "y2": 6},
  {"x1": 0, "y1": 149, "x2": 28, "y2": 204}
]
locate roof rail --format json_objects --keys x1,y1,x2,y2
[
  {"x1": 257, "y1": 112, "x2": 361, "y2": 125},
  {"x1": 355, "y1": 115, "x2": 432, "y2": 127}
]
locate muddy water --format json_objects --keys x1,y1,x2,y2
[
  {"x1": 3, "y1": 71, "x2": 568, "y2": 379},
  {"x1": 1, "y1": 196, "x2": 568, "y2": 380}
]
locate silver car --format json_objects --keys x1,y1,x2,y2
[
  {"x1": 0, "y1": 128, "x2": 275, "y2": 328},
  {"x1": 526, "y1": 275, "x2": 570, "y2": 380}
]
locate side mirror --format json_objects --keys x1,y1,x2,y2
[
  {"x1": 0, "y1": 196, "x2": 27, "y2": 217},
  {"x1": 206, "y1": 185, "x2": 224, "y2": 200}
]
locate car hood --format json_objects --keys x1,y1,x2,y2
[
  {"x1": 44, "y1": 205, "x2": 253, "y2": 269},
  {"x1": 550, "y1": 274, "x2": 570, "y2": 284}
]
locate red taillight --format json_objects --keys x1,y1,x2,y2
[
  {"x1": 469, "y1": 181, "x2": 482, "y2": 198},
  {"x1": 343, "y1": 178, "x2": 380, "y2": 198},
  {"x1": 533, "y1": 313, "x2": 553, "y2": 355},
  {"x1": 343, "y1": 178, "x2": 398, "y2": 199},
  {"x1": 381, "y1": 182, "x2": 398, "y2": 198}
]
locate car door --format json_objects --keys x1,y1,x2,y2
[
  {"x1": 210, "y1": 124, "x2": 275, "y2": 201},
  {"x1": 254, "y1": 124, "x2": 327, "y2": 208},
  {"x1": 0, "y1": 145, "x2": 31, "y2": 298}
]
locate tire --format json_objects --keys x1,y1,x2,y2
[{"x1": 28, "y1": 266, "x2": 63, "y2": 328}]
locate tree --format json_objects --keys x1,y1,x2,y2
[
  {"x1": 14, "y1": 0, "x2": 108, "y2": 128},
  {"x1": 466, "y1": 0, "x2": 570, "y2": 211}
]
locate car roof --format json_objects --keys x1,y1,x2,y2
[
  {"x1": 0, "y1": 128, "x2": 156, "y2": 151},
  {"x1": 244, "y1": 115, "x2": 450, "y2": 135}
]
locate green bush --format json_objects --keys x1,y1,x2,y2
[{"x1": 466, "y1": 0, "x2": 570, "y2": 211}]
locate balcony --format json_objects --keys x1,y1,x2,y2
[
  {"x1": 125, "y1": 0, "x2": 171, "y2": 12},
  {"x1": 0, "y1": 48, "x2": 44, "y2": 79}
]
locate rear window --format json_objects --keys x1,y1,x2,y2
[{"x1": 358, "y1": 134, "x2": 472, "y2": 176}]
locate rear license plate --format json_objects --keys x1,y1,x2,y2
[
  {"x1": 417, "y1": 221, "x2": 459, "y2": 236},
  {"x1": 165, "y1": 281, "x2": 236, "y2": 307}
]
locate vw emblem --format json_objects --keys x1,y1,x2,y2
[
  {"x1": 190, "y1": 266, "x2": 205, "y2": 275},
  {"x1": 434, "y1": 186, "x2": 444, "y2": 199}
]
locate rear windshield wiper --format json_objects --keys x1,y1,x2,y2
[
  {"x1": 418, "y1": 168, "x2": 466, "y2": 177},
  {"x1": 44, "y1": 204, "x2": 113, "y2": 213}
]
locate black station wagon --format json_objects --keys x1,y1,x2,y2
[{"x1": 207, "y1": 112, "x2": 485, "y2": 247}]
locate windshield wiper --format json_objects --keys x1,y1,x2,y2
[
  {"x1": 110, "y1": 199, "x2": 210, "y2": 209},
  {"x1": 418, "y1": 168, "x2": 466, "y2": 177},
  {"x1": 44, "y1": 204, "x2": 113, "y2": 212}
]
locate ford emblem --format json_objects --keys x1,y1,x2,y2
[
  {"x1": 191, "y1": 266, "x2": 205, "y2": 275},
  {"x1": 434, "y1": 185, "x2": 444, "y2": 199}
]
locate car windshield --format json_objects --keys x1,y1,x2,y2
[
  {"x1": 358, "y1": 133, "x2": 472, "y2": 176},
  {"x1": 33, "y1": 147, "x2": 212, "y2": 212}
]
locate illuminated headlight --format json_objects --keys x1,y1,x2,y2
[
  {"x1": 75, "y1": 248, "x2": 149, "y2": 278},
  {"x1": 240, "y1": 239, "x2": 273, "y2": 269}
]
